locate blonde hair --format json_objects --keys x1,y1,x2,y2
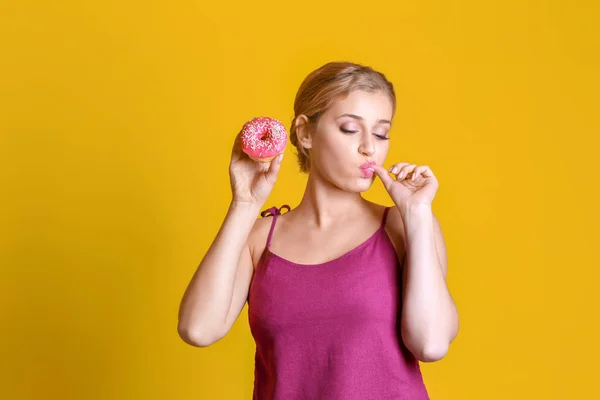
[{"x1": 290, "y1": 61, "x2": 396, "y2": 172}]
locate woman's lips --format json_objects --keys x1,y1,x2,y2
[
  {"x1": 361, "y1": 169, "x2": 374, "y2": 178},
  {"x1": 359, "y1": 161, "x2": 376, "y2": 178},
  {"x1": 360, "y1": 161, "x2": 376, "y2": 169}
]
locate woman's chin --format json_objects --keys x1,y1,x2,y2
[
  {"x1": 351, "y1": 175, "x2": 376, "y2": 192},
  {"x1": 325, "y1": 171, "x2": 375, "y2": 193}
]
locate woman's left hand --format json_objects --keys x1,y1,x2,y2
[{"x1": 370, "y1": 163, "x2": 439, "y2": 210}]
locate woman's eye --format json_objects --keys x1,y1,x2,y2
[{"x1": 340, "y1": 127, "x2": 389, "y2": 140}]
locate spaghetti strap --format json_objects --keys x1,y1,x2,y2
[
  {"x1": 261, "y1": 205, "x2": 290, "y2": 248},
  {"x1": 380, "y1": 206, "x2": 391, "y2": 228}
]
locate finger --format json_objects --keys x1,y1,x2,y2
[
  {"x1": 231, "y1": 127, "x2": 245, "y2": 160},
  {"x1": 397, "y1": 164, "x2": 417, "y2": 180},
  {"x1": 370, "y1": 164, "x2": 394, "y2": 189},
  {"x1": 421, "y1": 165, "x2": 435, "y2": 177},
  {"x1": 232, "y1": 120, "x2": 251, "y2": 153},
  {"x1": 264, "y1": 153, "x2": 284, "y2": 184},
  {"x1": 411, "y1": 165, "x2": 433, "y2": 181},
  {"x1": 388, "y1": 162, "x2": 410, "y2": 176}
]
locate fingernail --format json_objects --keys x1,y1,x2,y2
[{"x1": 392, "y1": 167, "x2": 399, "y2": 174}]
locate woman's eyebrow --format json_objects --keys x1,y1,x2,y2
[{"x1": 336, "y1": 113, "x2": 391, "y2": 125}]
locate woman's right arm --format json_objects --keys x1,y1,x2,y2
[
  {"x1": 177, "y1": 126, "x2": 283, "y2": 347},
  {"x1": 177, "y1": 200, "x2": 261, "y2": 347}
]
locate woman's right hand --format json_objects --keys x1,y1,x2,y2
[{"x1": 229, "y1": 126, "x2": 284, "y2": 206}]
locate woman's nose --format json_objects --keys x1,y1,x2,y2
[{"x1": 359, "y1": 136, "x2": 375, "y2": 156}]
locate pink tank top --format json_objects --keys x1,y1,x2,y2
[{"x1": 247, "y1": 205, "x2": 430, "y2": 400}]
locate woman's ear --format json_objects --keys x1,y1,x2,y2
[{"x1": 295, "y1": 114, "x2": 313, "y2": 150}]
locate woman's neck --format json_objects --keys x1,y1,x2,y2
[{"x1": 293, "y1": 171, "x2": 371, "y2": 229}]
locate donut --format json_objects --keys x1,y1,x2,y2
[{"x1": 241, "y1": 117, "x2": 288, "y2": 162}]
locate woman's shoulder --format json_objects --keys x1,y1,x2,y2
[
  {"x1": 247, "y1": 204, "x2": 288, "y2": 267},
  {"x1": 366, "y1": 201, "x2": 406, "y2": 260},
  {"x1": 365, "y1": 200, "x2": 401, "y2": 225}
]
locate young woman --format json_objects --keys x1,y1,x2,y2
[{"x1": 178, "y1": 61, "x2": 459, "y2": 399}]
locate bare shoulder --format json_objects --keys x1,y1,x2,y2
[
  {"x1": 381, "y1": 205, "x2": 448, "y2": 276},
  {"x1": 381, "y1": 204, "x2": 406, "y2": 262},
  {"x1": 363, "y1": 201, "x2": 403, "y2": 238},
  {"x1": 247, "y1": 211, "x2": 275, "y2": 268}
]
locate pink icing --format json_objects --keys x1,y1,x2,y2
[{"x1": 241, "y1": 117, "x2": 288, "y2": 159}]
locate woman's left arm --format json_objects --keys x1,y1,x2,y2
[
  {"x1": 370, "y1": 163, "x2": 459, "y2": 363},
  {"x1": 399, "y1": 204, "x2": 459, "y2": 363}
]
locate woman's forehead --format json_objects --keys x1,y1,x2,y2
[{"x1": 328, "y1": 90, "x2": 393, "y2": 121}]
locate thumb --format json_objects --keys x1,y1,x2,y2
[
  {"x1": 370, "y1": 164, "x2": 394, "y2": 190},
  {"x1": 264, "y1": 153, "x2": 284, "y2": 184}
]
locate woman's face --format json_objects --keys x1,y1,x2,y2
[{"x1": 308, "y1": 90, "x2": 393, "y2": 192}]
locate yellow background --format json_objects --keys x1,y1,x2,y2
[{"x1": 2, "y1": 0, "x2": 599, "y2": 399}]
